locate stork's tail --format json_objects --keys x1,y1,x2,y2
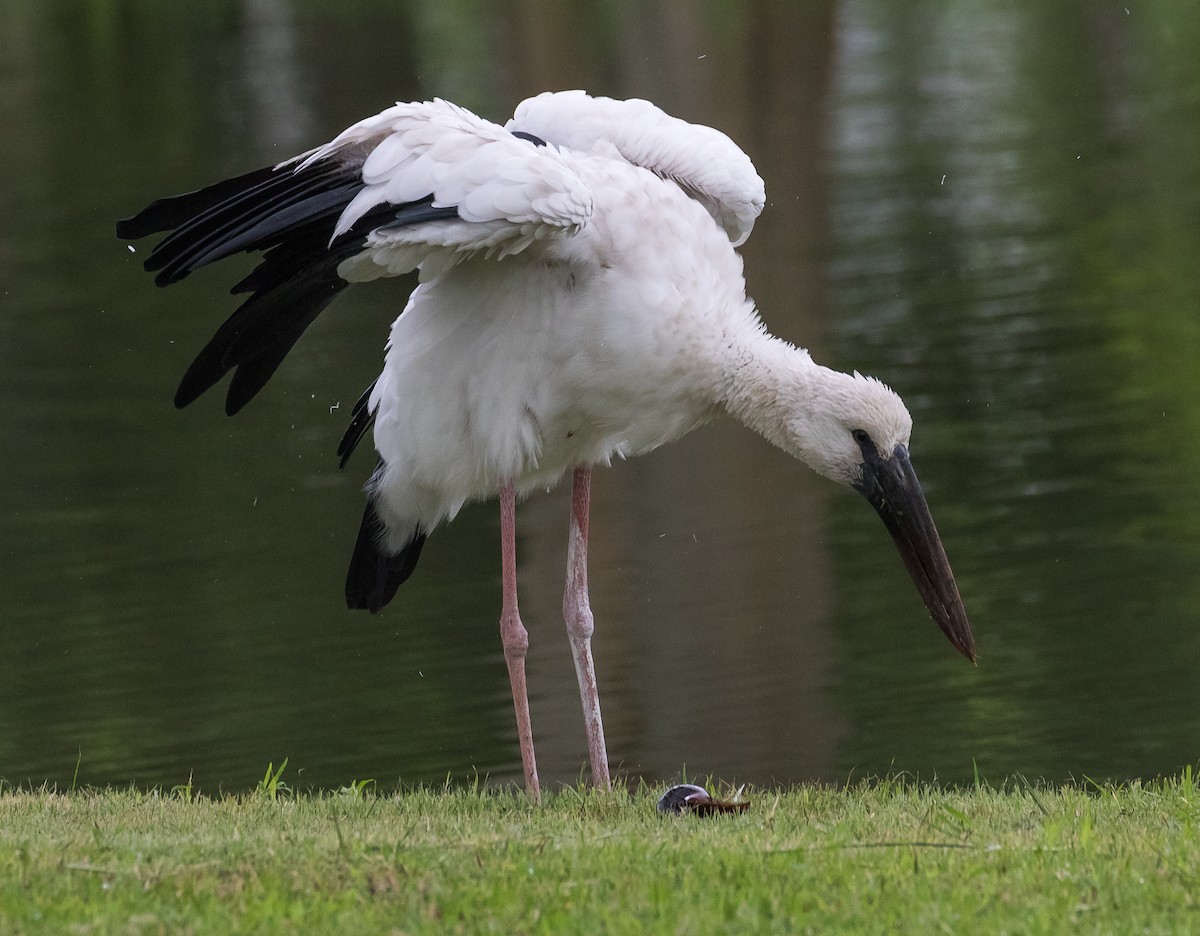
[
  {"x1": 337, "y1": 394, "x2": 425, "y2": 610},
  {"x1": 345, "y1": 496, "x2": 426, "y2": 613}
]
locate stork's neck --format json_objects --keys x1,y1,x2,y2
[
  {"x1": 717, "y1": 326, "x2": 845, "y2": 477},
  {"x1": 720, "y1": 330, "x2": 805, "y2": 441}
]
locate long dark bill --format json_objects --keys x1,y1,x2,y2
[{"x1": 853, "y1": 442, "x2": 976, "y2": 663}]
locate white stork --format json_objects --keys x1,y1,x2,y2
[{"x1": 117, "y1": 90, "x2": 975, "y2": 800}]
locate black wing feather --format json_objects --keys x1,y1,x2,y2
[
  {"x1": 338, "y1": 379, "x2": 378, "y2": 470},
  {"x1": 345, "y1": 463, "x2": 426, "y2": 612},
  {"x1": 118, "y1": 150, "x2": 455, "y2": 414},
  {"x1": 168, "y1": 181, "x2": 360, "y2": 283},
  {"x1": 117, "y1": 134, "x2": 486, "y2": 608},
  {"x1": 116, "y1": 163, "x2": 280, "y2": 239},
  {"x1": 132, "y1": 161, "x2": 356, "y2": 286}
]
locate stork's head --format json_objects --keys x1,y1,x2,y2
[
  {"x1": 784, "y1": 368, "x2": 976, "y2": 663},
  {"x1": 783, "y1": 369, "x2": 912, "y2": 487}
]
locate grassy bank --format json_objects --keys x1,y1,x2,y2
[{"x1": 1, "y1": 772, "x2": 1196, "y2": 934}]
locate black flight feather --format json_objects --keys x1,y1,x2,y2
[
  {"x1": 338, "y1": 379, "x2": 378, "y2": 470},
  {"x1": 116, "y1": 162, "x2": 281, "y2": 240},
  {"x1": 118, "y1": 146, "x2": 454, "y2": 607},
  {"x1": 345, "y1": 465, "x2": 426, "y2": 612},
  {"x1": 510, "y1": 131, "x2": 547, "y2": 147},
  {"x1": 118, "y1": 150, "x2": 455, "y2": 415}
]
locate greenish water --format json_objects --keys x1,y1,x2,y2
[{"x1": 1, "y1": 0, "x2": 1198, "y2": 792}]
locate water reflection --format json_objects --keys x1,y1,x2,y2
[
  {"x1": 825, "y1": 0, "x2": 1200, "y2": 782},
  {"x1": 1, "y1": 0, "x2": 1198, "y2": 792}
]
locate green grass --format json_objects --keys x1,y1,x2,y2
[{"x1": 0, "y1": 771, "x2": 1197, "y2": 934}]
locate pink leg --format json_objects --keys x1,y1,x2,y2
[
  {"x1": 499, "y1": 480, "x2": 540, "y2": 801},
  {"x1": 564, "y1": 466, "x2": 611, "y2": 789}
]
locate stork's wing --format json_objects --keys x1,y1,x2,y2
[
  {"x1": 507, "y1": 90, "x2": 765, "y2": 246},
  {"x1": 116, "y1": 99, "x2": 593, "y2": 415}
]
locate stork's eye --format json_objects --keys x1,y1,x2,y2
[{"x1": 851, "y1": 429, "x2": 871, "y2": 446}]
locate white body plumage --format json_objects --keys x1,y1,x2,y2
[
  {"x1": 364, "y1": 137, "x2": 765, "y2": 544},
  {"x1": 294, "y1": 92, "x2": 790, "y2": 549}
]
